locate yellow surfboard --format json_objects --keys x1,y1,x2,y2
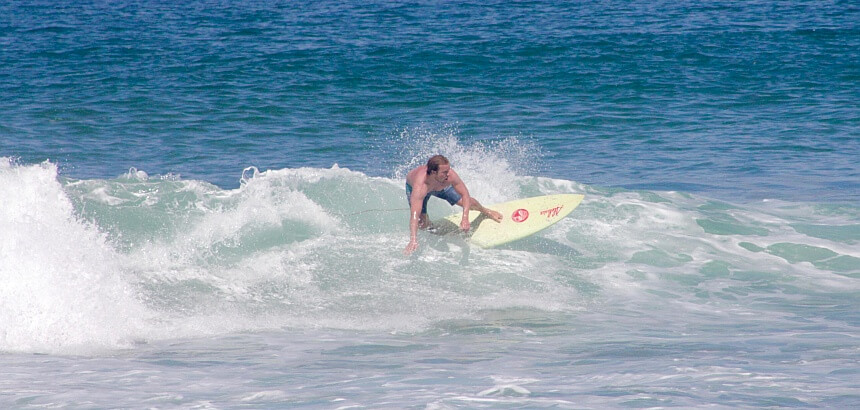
[{"x1": 436, "y1": 194, "x2": 584, "y2": 248}]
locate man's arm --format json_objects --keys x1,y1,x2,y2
[
  {"x1": 449, "y1": 171, "x2": 472, "y2": 232},
  {"x1": 448, "y1": 169, "x2": 503, "y2": 225},
  {"x1": 404, "y1": 185, "x2": 426, "y2": 255}
]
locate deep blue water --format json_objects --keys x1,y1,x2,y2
[
  {"x1": 2, "y1": 0, "x2": 858, "y2": 201},
  {"x1": 2, "y1": 1, "x2": 859, "y2": 408}
]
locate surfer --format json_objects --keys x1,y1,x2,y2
[{"x1": 404, "y1": 155, "x2": 503, "y2": 255}]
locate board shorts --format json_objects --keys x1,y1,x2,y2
[{"x1": 405, "y1": 182, "x2": 462, "y2": 214}]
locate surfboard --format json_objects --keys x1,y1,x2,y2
[{"x1": 435, "y1": 194, "x2": 584, "y2": 248}]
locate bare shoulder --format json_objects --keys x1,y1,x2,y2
[
  {"x1": 406, "y1": 165, "x2": 426, "y2": 183},
  {"x1": 447, "y1": 168, "x2": 465, "y2": 185}
]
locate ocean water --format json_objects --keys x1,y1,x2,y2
[{"x1": 2, "y1": 0, "x2": 858, "y2": 408}]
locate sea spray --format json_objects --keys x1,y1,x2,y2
[
  {"x1": 0, "y1": 160, "x2": 148, "y2": 353},
  {"x1": 390, "y1": 125, "x2": 542, "y2": 204}
]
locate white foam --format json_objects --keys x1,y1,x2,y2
[
  {"x1": 3, "y1": 157, "x2": 855, "y2": 354},
  {"x1": 0, "y1": 161, "x2": 149, "y2": 353},
  {"x1": 240, "y1": 390, "x2": 288, "y2": 402}
]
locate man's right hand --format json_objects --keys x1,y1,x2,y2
[{"x1": 404, "y1": 239, "x2": 418, "y2": 255}]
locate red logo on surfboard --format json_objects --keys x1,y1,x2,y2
[
  {"x1": 511, "y1": 209, "x2": 529, "y2": 223},
  {"x1": 540, "y1": 205, "x2": 563, "y2": 218}
]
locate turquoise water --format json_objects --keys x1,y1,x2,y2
[{"x1": 2, "y1": 1, "x2": 858, "y2": 407}]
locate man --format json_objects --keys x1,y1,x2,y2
[{"x1": 404, "y1": 155, "x2": 503, "y2": 255}]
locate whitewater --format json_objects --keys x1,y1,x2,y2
[{"x1": 2, "y1": 144, "x2": 857, "y2": 406}]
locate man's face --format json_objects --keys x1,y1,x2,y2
[{"x1": 434, "y1": 164, "x2": 451, "y2": 183}]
